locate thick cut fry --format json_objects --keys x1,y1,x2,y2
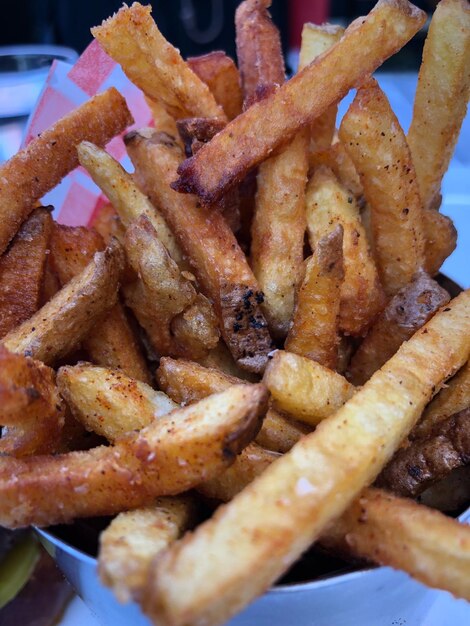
[
  {"x1": 145, "y1": 291, "x2": 470, "y2": 626},
  {"x1": 306, "y1": 166, "x2": 384, "y2": 336},
  {"x1": 90, "y1": 202, "x2": 126, "y2": 246},
  {"x1": 3, "y1": 241, "x2": 124, "y2": 365},
  {"x1": 196, "y1": 341, "x2": 258, "y2": 381},
  {"x1": 422, "y1": 209, "x2": 457, "y2": 277},
  {"x1": 0, "y1": 209, "x2": 52, "y2": 338},
  {"x1": 311, "y1": 142, "x2": 363, "y2": 199},
  {"x1": 187, "y1": 52, "x2": 243, "y2": 121},
  {"x1": 92, "y1": 3, "x2": 225, "y2": 121},
  {"x1": 99, "y1": 496, "x2": 197, "y2": 603},
  {"x1": 339, "y1": 78, "x2": 425, "y2": 296},
  {"x1": 263, "y1": 351, "x2": 355, "y2": 426},
  {"x1": 407, "y1": 0, "x2": 470, "y2": 210},
  {"x1": 157, "y1": 357, "x2": 309, "y2": 453},
  {"x1": 285, "y1": 227, "x2": 344, "y2": 369},
  {"x1": 123, "y1": 215, "x2": 219, "y2": 359},
  {"x1": 0, "y1": 346, "x2": 64, "y2": 457},
  {"x1": 145, "y1": 96, "x2": 179, "y2": 138},
  {"x1": 0, "y1": 383, "x2": 268, "y2": 528},
  {"x1": 57, "y1": 364, "x2": 177, "y2": 442},
  {"x1": 0, "y1": 88, "x2": 132, "y2": 255},
  {"x1": 173, "y1": 0, "x2": 426, "y2": 205},
  {"x1": 378, "y1": 407, "x2": 470, "y2": 496},
  {"x1": 126, "y1": 129, "x2": 274, "y2": 374}
]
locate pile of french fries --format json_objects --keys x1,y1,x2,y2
[{"x1": 0, "y1": 0, "x2": 469, "y2": 624}]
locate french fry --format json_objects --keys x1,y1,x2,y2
[
  {"x1": 144, "y1": 290, "x2": 470, "y2": 626},
  {"x1": 263, "y1": 351, "x2": 355, "y2": 427},
  {"x1": 0, "y1": 209, "x2": 52, "y2": 338},
  {"x1": 144, "y1": 96, "x2": 179, "y2": 138},
  {"x1": 422, "y1": 206, "x2": 457, "y2": 277},
  {"x1": 285, "y1": 227, "x2": 344, "y2": 370},
  {"x1": 419, "y1": 466, "x2": 470, "y2": 513},
  {"x1": 407, "y1": 0, "x2": 470, "y2": 210},
  {"x1": 57, "y1": 364, "x2": 177, "y2": 442},
  {"x1": 125, "y1": 129, "x2": 274, "y2": 374},
  {"x1": 0, "y1": 383, "x2": 268, "y2": 528},
  {"x1": 339, "y1": 78, "x2": 425, "y2": 296},
  {"x1": 196, "y1": 341, "x2": 258, "y2": 381},
  {"x1": 187, "y1": 52, "x2": 243, "y2": 121},
  {"x1": 311, "y1": 141, "x2": 363, "y2": 199},
  {"x1": 90, "y1": 202, "x2": 126, "y2": 246},
  {"x1": 347, "y1": 270, "x2": 450, "y2": 385},
  {"x1": 92, "y1": 3, "x2": 225, "y2": 121},
  {"x1": 0, "y1": 88, "x2": 132, "y2": 255},
  {"x1": 173, "y1": 0, "x2": 426, "y2": 205},
  {"x1": 305, "y1": 166, "x2": 384, "y2": 336},
  {"x1": 3, "y1": 241, "x2": 124, "y2": 365}
]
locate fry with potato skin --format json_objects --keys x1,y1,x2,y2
[
  {"x1": 0, "y1": 383, "x2": 268, "y2": 528},
  {"x1": 0, "y1": 209, "x2": 52, "y2": 338},
  {"x1": 144, "y1": 291, "x2": 470, "y2": 626},
  {"x1": 0, "y1": 88, "x2": 132, "y2": 256},
  {"x1": 173, "y1": 0, "x2": 426, "y2": 205}
]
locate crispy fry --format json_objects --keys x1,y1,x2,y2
[
  {"x1": 92, "y1": 3, "x2": 225, "y2": 120},
  {"x1": 174, "y1": 0, "x2": 426, "y2": 205},
  {"x1": 285, "y1": 227, "x2": 344, "y2": 369},
  {"x1": 0, "y1": 346, "x2": 64, "y2": 457},
  {"x1": 90, "y1": 202, "x2": 126, "y2": 246},
  {"x1": 0, "y1": 88, "x2": 132, "y2": 255},
  {"x1": 0, "y1": 383, "x2": 268, "y2": 528},
  {"x1": 348, "y1": 270, "x2": 450, "y2": 385},
  {"x1": 311, "y1": 142, "x2": 363, "y2": 199},
  {"x1": 187, "y1": 52, "x2": 243, "y2": 121},
  {"x1": 126, "y1": 129, "x2": 273, "y2": 374},
  {"x1": 196, "y1": 341, "x2": 258, "y2": 381},
  {"x1": 3, "y1": 241, "x2": 124, "y2": 365},
  {"x1": 305, "y1": 166, "x2": 384, "y2": 336},
  {"x1": 57, "y1": 364, "x2": 177, "y2": 442},
  {"x1": 407, "y1": 0, "x2": 470, "y2": 210},
  {"x1": 145, "y1": 96, "x2": 179, "y2": 138},
  {"x1": 145, "y1": 291, "x2": 470, "y2": 626},
  {"x1": 0, "y1": 209, "x2": 52, "y2": 338},
  {"x1": 99, "y1": 496, "x2": 198, "y2": 603},
  {"x1": 422, "y1": 208, "x2": 457, "y2": 276},
  {"x1": 263, "y1": 350, "x2": 355, "y2": 427},
  {"x1": 339, "y1": 78, "x2": 425, "y2": 295}
]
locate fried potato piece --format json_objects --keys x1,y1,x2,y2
[
  {"x1": 263, "y1": 350, "x2": 355, "y2": 426},
  {"x1": 0, "y1": 209, "x2": 52, "y2": 338},
  {"x1": 339, "y1": 78, "x2": 425, "y2": 296},
  {"x1": 408, "y1": 0, "x2": 470, "y2": 210},
  {"x1": 173, "y1": 0, "x2": 426, "y2": 205},
  {"x1": 90, "y1": 202, "x2": 126, "y2": 246},
  {"x1": 0, "y1": 383, "x2": 267, "y2": 528},
  {"x1": 123, "y1": 215, "x2": 219, "y2": 359},
  {"x1": 422, "y1": 209, "x2": 457, "y2": 277},
  {"x1": 145, "y1": 96, "x2": 179, "y2": 138},
  {"x1": 40, "y1": 254, "x2": 61, "y2": 306},
  {"x1": 187, "y1": 52, "x2": 243, "y2": 121},
  {"x1": 413, "y1": 359, "x2": 470, "y2": 441},
  {"x1": 196, "y1": 341, "x2": 258, "y2": 381},
  {"x1": 285, "y1": 227, "x2": 344, "y2": 370},
  {"x1": 419, "y1": 466, "x2": 470, "y2": 513},
  {"x1": 99, "y1": 496, "x2": 197, "y2": 603},
  {"x1": 378, "y1": 407, "x2": 470, "y2": 497},
  {"x1": 144, "y1": 290, "x2": 470, "y2": 626},
  {"x1": 347, "y1": 270, "x2": 450, "y2": 385},
  {"x1": 125, "y1": 129, "x2": 273, "y2": 374},
  {"x1": 306, "y1": 166, "x2": 384, "y2": 336},
  {"x1": 322, "y1": 487, "x2": 470, "y2": 601},
  {"x1": 57, "y1": 364, "x2": 177, "y2": 442},
  {"x1": 0, "y1": 346, "x2": 64, "y2": 456},
  {"x1": 311, "y1": 141, "x2": 363, "y2": 199},
  {"x1": 3, "y1": 241, "x2": 124, "y2": 365},
  {"x1": 92, "y1": 3, "x2": 225, "y2": 120},
  {"x1": 0, "y1": 88, "x2": 132, "y2": 256}
]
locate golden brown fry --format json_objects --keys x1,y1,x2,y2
[
  {"x1": 57, "y1": 363, "x2": 177, "y2": 442},
  {"x1": 408, "y1": 0, "x2": 470, "y2": 210},
  {"x1": 126, "y1": 129, "x2": 273, "y2": 374},
  {"x1": 422, "y1": 208, "x2": 457, "y2": 277},
  {"x1": 145, "y1": 290, "x2": 470, "y2": 626},
  {"x1": 348, "y1": 270, "x2": 450, "y2": 385},
  {"x1": 92, "y1": 3, "x2": 225, "y2": 120},
  {"x1": 0, "y1": 383, "x2": 268, "y2": 528},
  {"x1": 263, "y1": 350, "x2": 355, "y2": 427},
  {"x1": 196, "y1": 341, "x2": 258, "y2": 381},
  {"x1": 305, "y1": 166, "x2": 384, "y2": 336},
  {"x1": 145, "y1": 96, "x2": 179, "y2": 138},
  {"x1": 285, "y1": 227, "x2": 344, "y2": 369},
  {"x1": 0, "y1": 209, "x2": 52, "y2": 338},
  {"x1": 0, "y1": 88, "x2": 132, "y2": 255},
  {"x1": 99, "y1": 496, "x2": 197, "y2": 603},
  {"x1": 0, "y1": 346, "x2": 64, "y2": 457},
  {"x1": 174, "y1": 0, "x2": 426, "y2": 205},
  {"x1": 3, "y1": 241, "x2": 124, "y2": 365},
  {"x1": 187, "y1": 52, "x2": 243, "y2": 121},
  {"x1": 311, "y1": 141, "x2": 363, "y2": 199},
  {"x1": 339, "y1": 78, "x2": 425, "y2": 296},
  {"x1": 90, "y1": 202, "x2": 126, "y2": 246}
]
